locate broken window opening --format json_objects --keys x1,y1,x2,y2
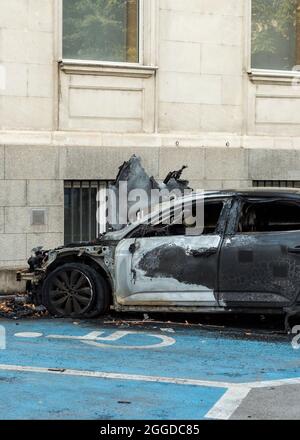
[
  {"x1": 128, "y1": 201, "x2": 224, "y2": 238},
  {"x1": 238, "y1": 200, "x2": 300, "y2": 233},
  {"x1": 203, "y1": 202, "x2": 224, "y2": 234}
]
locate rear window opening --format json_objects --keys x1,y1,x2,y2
[{"x1": 238, "y1": 200, "x2": 300, "y2": 233}]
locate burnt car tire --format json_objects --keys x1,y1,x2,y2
[
  {"x1": 83, "y1": 274, "x2": 111, "y2": 319},
  {"x1": 42, "y1": 263, "x2": 109, "y2": 318}
]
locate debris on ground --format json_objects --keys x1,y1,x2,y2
[
  {"x1": 102, "y1": 315, "x2": 224, "y2": 330},
  {"x1": 103, "y1": 313, "x2": 155, "y2": 327},
  {"x1": 160, "y1": 328, "x2": 175, "y2": 333},
  {"x1": 0, "y1": 296, "x2": 48, "y2": 319},
  {"x1": 0, "y1": 297, "x2": 288, "y2": 338},
  {"x1": 102, "y1": 312, "x2": 287, "y2": 339}
]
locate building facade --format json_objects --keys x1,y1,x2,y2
[{"x1": 1, "y1": 0, "x2": 300, "y2": 291}]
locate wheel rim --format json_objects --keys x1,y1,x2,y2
[{"x1": 48, "y1": 269, "x2": 94, "y2": 316}]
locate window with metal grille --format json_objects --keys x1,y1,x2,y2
[
  {"x1": 253, "y1": 180, "x2": 300, "y2": 188},
  {"x1": 64, "y1": 181, "x2": 108, "y2": 244}
]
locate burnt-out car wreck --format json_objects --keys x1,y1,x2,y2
[{"x1": 17, "y1": 156, "x2": 300, "y2": 325}]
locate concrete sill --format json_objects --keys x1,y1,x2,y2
[
  {"x1": 59, "y1": 60, "x2": 158, "y2": 79},
  {"x1": 249, "y1": 69, "x2": 300, "y2": 85}
]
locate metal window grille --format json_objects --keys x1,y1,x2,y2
[
  {"x1": 64, "y1": 181, "x2": 108, "y2": 244},
  {"x1": 253, "y1": 181, "x2": 300, "y2": 188}
]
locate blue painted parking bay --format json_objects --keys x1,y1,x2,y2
[{"x1": 0, "y1": 319, "x2": 299, "y2": 419}]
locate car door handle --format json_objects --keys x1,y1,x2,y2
[
  {"x1": 129, "y1": 241, "x2": 141, "y2": 254},
  {"x1": 288, "y1": 246, "x2": 300, "y2": 254},
  {"x1": 190, "y1": 248, "x2": 218, "y2": 258}
]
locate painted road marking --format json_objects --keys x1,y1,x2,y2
[
  {"x1": 206, "y1": 376, "x2": 300, "y2": 419},
  {"x1": 6, "y1": 320, "x2": 300, "y2": 419},
  {"x1": 0, "y1": 363, "x2": 235, "y2": 388},
  {"x1": 14, "y1": 330, "x2": 176, "y2": 350},
  {"x1": 15, "y1": 332, "x2": 43, "y2": 338},
  {"x1": 205, "y1": 387, "x2": 251, "y2": 420},
  {"x1": 0, "y1": 362, "x2": 299, "y2": 420}
]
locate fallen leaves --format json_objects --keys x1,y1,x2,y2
[{"x1": 0, "y1": 296, "x2": 48, "y2": 319}]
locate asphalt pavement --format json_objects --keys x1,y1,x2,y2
[{"x1": 0, "y1": 315, "x2": 299, "y2": 420}]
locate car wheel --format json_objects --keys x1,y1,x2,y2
[
  {"x1": 83, "y1": 273, "x2": 111, "y2": 318},
  {"x1": 42, "y1": 263, "x2": 109, "y2": 318}
]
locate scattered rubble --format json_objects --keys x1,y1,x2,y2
[
  {"x1": 103, "y1": 312, "x2": 287, "y2": 339},
  {"x1": 0, "y1": 296, "x2": 48, "y2": 319},
  {"x1": 0, "y1": 296, "x2": 288, "y2": 339},
  {"x1": 160, "y1": 328, "x2": 175, "y2": 333}
]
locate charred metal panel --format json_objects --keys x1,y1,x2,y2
[
  {"x1": 219, "y1": 232, "x2": 300, "y2": 307},
  {"x1": 114, "y1": 235, "x2": 221, "y2": 306},
  {"x1": 138, "y1": 243, "x2": 217, "y2": 288},
  {"x1": 273, "y1": 263, "x2": 289, "y2": 278},
  {"x1": 108, "y1": 155, "x2": 192, "y2": 230},
  {"x1": 238, "y1": 250, "x2": 253, "y2": 263}
]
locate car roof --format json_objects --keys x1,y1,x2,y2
[
  {"x1": 202, "y1": 188, "x2": 300, "y2": 199},
  {"x1": 103, "y1": 187, "x2": 300, "y2": 241},
  {"x1": 147, "y1": 188, "x2": 300, "y2": 219}
]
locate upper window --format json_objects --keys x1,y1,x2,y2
[
  {"x1": 252, "y1": 0, "x2": 300, "y2": 71},
  {"x1": 63, "y1": 0, "x2": 140, "y2": 63}
]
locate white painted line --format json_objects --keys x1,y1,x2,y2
[
  {"x1": 160, "y1": 328, "x2": 175, "y2": 333},
  {"x1": 205, "y1": 377, "x2": 300, "y2": 420},
  {"x1": 248, "y1": 377, "x2": 300, "y2": 389},
  {"x1": 1, "y1": 362, "x2": 300, "y2": 420},
  {"x1": 0, "y1": 363, "x2": 233, "y2": 389},
  {"x1": 15, "y1": 332, "x2": 43, "y2": 338},
  {"x1": 1, "y1": 362, "x2": 300, "y2": 391},
  {"x1": 205, "y1": 386, "x2": 251, "y2": 420}
]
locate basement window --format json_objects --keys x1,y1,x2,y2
[
  {"x1": 253, "y1": 180, "x2": 300, "y2": 188},
  {"x1": 64, "y1": 181, "x2": 108, "y2": 244}
]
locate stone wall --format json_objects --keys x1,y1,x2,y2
[{"x1": 0, "y1": 0, "x2": 300, "y2": 291}]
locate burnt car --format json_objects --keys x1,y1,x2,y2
[{"x1": 17, "y1": 189, "x2": 300, "y2": 319}]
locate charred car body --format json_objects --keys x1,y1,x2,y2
[{"x1": 18, "y1": 188, "x2": 300, "y2": 320}]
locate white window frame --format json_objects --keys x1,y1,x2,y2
[
  {"x1": 248, "y1": 0, "x2": 300, "y2": 82},
  {"x1": 58, "y1": 0, "x2": 145, "y2": 68}
]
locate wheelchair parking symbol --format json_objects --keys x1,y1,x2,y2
[{"x1": 14, "y1": 330, "x2": 176, "y2": 350}]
